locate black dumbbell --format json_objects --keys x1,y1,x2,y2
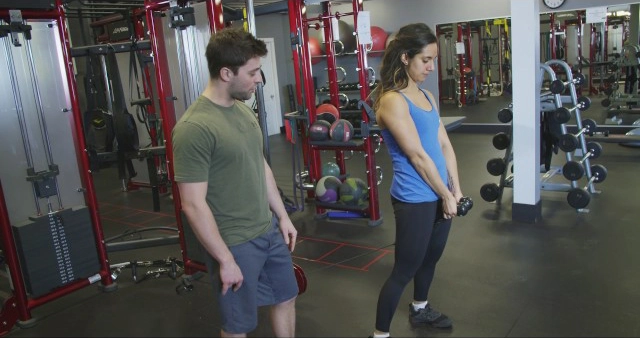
[
  {"x1": 480, "y1": 183, "x2": 500, "y2": 202},
  {"x1": 562, "y1": 141, "x2": 603, "y2": 181},
  {"x1": 551, "y1": 99, "x2": 592, "y2": 124},
  {"x1": 558, "y1": 118, "x2": 597, "y2": 152},
  {"x1": 549, "y1": 73, "x2": 586, "y2": 94},
  {"x1": 577, "y1": 96, "x2": 591, "y2": 110},
  {"x1": 497, "y1": 107, "x2": 513, "y2": 123},
  {"x1": 457, "y1": 196, "x2": 473, "y2": 216},
  {"x1": 486, "y1": 158, "x2": 507, "y2": 176},
  {"x1": 492, "y1": 132, "x2": 510, "y2": 150},
  {"x1": 566, "y1": 164, "x2": 608, "y2": 209}
]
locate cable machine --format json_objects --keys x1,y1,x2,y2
[{"x1": 0, "y1": 2, "x2": 115, "y2": 334}]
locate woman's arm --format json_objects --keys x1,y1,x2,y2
[{"x1": 377, "y1": 92, "x2": 457, "y2": 217}]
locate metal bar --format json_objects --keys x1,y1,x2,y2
[
  {"x1": 145, "y1": 0, "x2": 185, "y2": 274},
  {"x1": 352, "y1": 0, "x2": 380, "y2": 224},
  {"x1": 245, "y1": 0, "x2": 271, "y2": 164},
  {"x1": 106, "y1": 235, "x2": 180, "y2": 252},
  {"x1": 205, "y1": 0, "x2": 225, "y2": 33},
  {"x1": 53, "y1": 0, "x2": 113, "y2": 286},
  {"x1": 1, "y1": 34, "x2": 41, "y2": 214}
]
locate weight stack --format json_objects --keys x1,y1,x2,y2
[{"x1": 11, "y1": 206, "x2": 101, "y2": 298}]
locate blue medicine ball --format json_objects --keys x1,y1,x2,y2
[{"x1": 322, "y1": 162, "x2": 340, "y2": 177}]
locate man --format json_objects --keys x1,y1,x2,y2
[{"x1": 172, "y1": 27, "x2": 298, "y2": 338}]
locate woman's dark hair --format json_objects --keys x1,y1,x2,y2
[
  {"x1": 371, "y1": 23, "x2": 437, "y2": 110},
  {"x1": 205, "y1": 27, "x2": 268, "y2": 79}
]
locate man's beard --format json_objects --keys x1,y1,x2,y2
[
  {"x1": 230, "y1": 84, "x2": 254, "y2": 101},
  {"x1": 231, "y1": 92, "x2": 253, "y2": 101}
]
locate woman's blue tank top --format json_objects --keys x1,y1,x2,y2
[{"x1": 380, "y1": 90, "x2": 448, "y2": 203}]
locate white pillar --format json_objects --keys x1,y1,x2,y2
[{"x1": 511, "y1": 0, "x2": 542, "y2": 222}]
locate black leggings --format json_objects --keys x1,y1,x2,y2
[{"x1": 375, "y1": 197, "x2": 452, "y2": 332}]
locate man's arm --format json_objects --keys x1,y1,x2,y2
[
  {"x1": 263, "y1": 159, "x2": 298, "y2": 252},
  {"x1": 178, "y1": 181, "x2": 243, "y2": 294}
]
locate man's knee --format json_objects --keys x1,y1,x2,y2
[{"x1": 278, "y1": 295, "x2": 296, "y2": 307}]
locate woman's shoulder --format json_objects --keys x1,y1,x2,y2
[{"x1": 379, "y1": 90, "x2": 406, "y2": 106}]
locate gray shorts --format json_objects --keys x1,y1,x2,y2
[{"x1": 205, "y1": 217, "x2": 298, "y2": 334}]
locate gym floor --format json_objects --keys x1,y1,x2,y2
[{"x1": 3, "y1": 93, "x2": 640, "y2": 337}]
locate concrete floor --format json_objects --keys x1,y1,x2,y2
[{"x1": 2, "y1": 93, "x2": 640, "y2": 337}]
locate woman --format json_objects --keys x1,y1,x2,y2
[{"x1": 369, "y1": 23, "x2": 464, "y2": 338}]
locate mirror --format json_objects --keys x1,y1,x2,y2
[{"x1": 435, "y1": 4, "x2": 640, "y2": 134}]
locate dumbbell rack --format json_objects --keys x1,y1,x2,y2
[
  {"x1": 480, "y1": 60, "x2": 606, "y2": 211},
  {"x1": 479, "y1": 104, "x2": 514, "y2": 205}
]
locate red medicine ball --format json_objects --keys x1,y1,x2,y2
[
  {"x1": 309, "y1": 37, "x2": 323, "y2": 65},
  {"x1": 369, "y1": 26, "x2": 388, "y2": 57},
  {"x1": 309, "y1": 120, "x2": 331, "y2": 141},
  {"x1": 329, "y1": 119, "x2": 354, "y2": 142},
  {"x1": 316, "y1": 103, "x2": 340, "y2": 124}
]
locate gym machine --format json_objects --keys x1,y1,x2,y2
[
  {"x1": 436, "y1": 26, "x2": 456, "y2": 103},
  {"x1": 287, "y1": 0, "x2": 383, "y2": 227},
  {"x1": 0, "y1": 3, "x2": 116, "y2": 334},
  {"x1": 455, "y1": 22, "x2": 478, "y2": 106},
  {"x1": 478, "y1": 18, "x2": 510, "y2": 98},
  {"x1": 480, "y1": 60, "x2": 606, "y2": 212},
  {"x1": 601, "y1": 44, "x2": 640, "y2": 109},
  {"x1": 70, "y1": 38, "x2": 170, "y2": 212}
]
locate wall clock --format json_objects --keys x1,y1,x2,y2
[{"x1": 543, "y1": 0, "x2": 566, "y2": 9}]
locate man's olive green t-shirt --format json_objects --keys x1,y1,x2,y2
[{"x1": 172, "y1": 96, "x2": 271, "y2": 246}]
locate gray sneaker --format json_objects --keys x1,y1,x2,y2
[{"x1": 409, "y1": 304, "x2": 453, "y2": 328}]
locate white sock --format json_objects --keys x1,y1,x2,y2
[
  {"x1": 372, "y1": 331, "x2": 390, "y2": 338},
  {"x1": 412, "y1": 300, "x2": 428, "y2": 311}
]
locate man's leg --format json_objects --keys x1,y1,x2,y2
[{"x1": 270, "y1": 296, "x2": 296, "y2": 337}]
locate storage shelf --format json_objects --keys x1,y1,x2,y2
[
  {"x1": 315, "y1": 200, "x2": 369, "y2": 213},
  {"x1": 309, "y1": 139, "x2": 365, "y2": 150}
]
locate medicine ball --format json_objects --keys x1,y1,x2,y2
[
  {"x1": 315, "y1": 175, "x2": 342, "y2": 203},
  {"x1": 316, "y1": 103, "x2": 340, "y2": 124},
  {"x1": 337, "y1": 20, "x2": 356, "y2": 52},
  {"x1": 330, "y1": 119, "x2": 354, "y2": 142},
  {"x1": 309, "y1": 120, "x2": 331, "y2": 141},
  {"x1": 309, "y1": 36, "x2": 323, "y2": 65},
  {"x1": 322, "y1": 161, "x2": 341, "y2": 177},
  {"x1": 338, "y1": 177, "x2": 368, "y2": 206},
  {"x1": 369, "y1": 26, "x2": 388, "y2": 57}
]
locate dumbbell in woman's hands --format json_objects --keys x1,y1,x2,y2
[{"x1": 457, "y1": 196, "x2": 473, "y2": 216}]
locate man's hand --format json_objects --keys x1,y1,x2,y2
[
  {"x1": 219, "y1": 260, "x2": 243, "y2": 295},
  {"x1": 279, "y1": 217, "x2": 298, "y2": 252}
]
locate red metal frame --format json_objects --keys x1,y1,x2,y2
[
  {"x1": 289, "y1": 0, "x2": 321, "y2": 201},
  {"x1": 141, "y1": 0, "x2": 231, "y2": 275},
  {"x1": 127, "y1": 8, "x2": 169, "y2": 193},
  {"x1": 205, "y1": 0, "x2": 225, "y2": 33},
  {"x1": 456, "y1": 23, "x2": 466, "y2": 106},
  {"x1": 142, "y1": 0, "x2": 208, "y2": 274},
  {"x1": 589, "y1": 24, "x2": 604, "y2": 95},
  {"x1": 574, "y1": 11, "x2": 583, "y2": 96},
  {"x1": 287, "y1": 0, "x2": 381, "y2": 225},
  {"x1": 0, "y1": 1, "x2": 114, "y2": 334}
]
